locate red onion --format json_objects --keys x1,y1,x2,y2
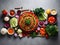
[
  {"x1": 38, "y1": 21, "x2": 44, "y2": 27},
  {"x1": 17, "y1": 10, "x2": 21, "y2": 15},
  {"x1": 4, "y1": 23, "x2": 10, "y2": 28}
]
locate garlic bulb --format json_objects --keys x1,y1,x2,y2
[
  {"x1": 0, "y1": 28, "x2": 8, "y2": 35},
  {"x1": 4, "y1": 16, "x2": 10, "y2": 21},
  {"x1": 17, "y1": 29, "x2": 22, "y2": 34}
]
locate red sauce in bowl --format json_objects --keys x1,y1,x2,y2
[{"x1": 8, "y1": 28, "x2": 14, "y2": 35}]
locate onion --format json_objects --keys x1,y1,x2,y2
[
  {"x1": 15, "y1": 15, "x2": 19, "y2": 18},
  {"x1": 14, "y1": 33, "x2": 18, "y2": 37},
  {"x1": 19, "y1": 34, "x2": 23, "y2": 38},
  {"x1": 4, "y1": 16, "x2": 10, "y2": 22},
  {"x1": 0, "y1": 28, "x2": 8, "y2": 35},
  {"x1": 37, "y1": 27, "x2": 40, "y2": 30},
  {"x1": 4, "y1": 23, "x2": 10, "y2": 28},
  {"x1": 17, "y1": 10, "x2": 21, "y2": 15},
  {"x1": 38, "y1": 21, "x2": 44, "y2": 27},
  {"x1": 17, "y1": 29, "x2": 22, "y2": 34},
  {"x1": 44, "y1": 20, "x2": 48, "y2": 25}
]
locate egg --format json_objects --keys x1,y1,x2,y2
[
  {"x1": 4, "y1": 16, "x2": 10, "y2": 21},
  {"x1": 17, "y1": 29, "x2": 22, "y2": 34},
  {"x1": 0, "y1": 28, "x2": 8, "y2": 35}
]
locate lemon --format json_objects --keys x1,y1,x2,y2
[{"x1": 46, "y1": 9, "x2": 51, "y2": 15}]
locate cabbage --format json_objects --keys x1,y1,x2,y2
[{"x1": 10, "y1": 17, "x2": 18, "y2": 27}]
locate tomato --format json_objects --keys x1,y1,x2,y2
[
  {"x1": 2, "y1": 9, "x2": 7, "y2": 15},
  {"x1": 10, "y1": 10, "x2": 15, "y2": 16},
  {"x1": 40, "y1": 28, "x2": 46, "y2": 36},
  {"x1": 48, "y1": 16, "x2": 56, "y2": 24}
]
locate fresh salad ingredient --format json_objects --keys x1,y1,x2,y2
[
  {"x1": 44, "y1": 20, "x2": 48, "y2": 25},
  {"x1": 17, "y1": 10, "x2": 21, "y2": 15},
  {"x1": 19, "y1": 34, "x2": 23, "y2": 38},
  {"x1": 39, "y1": 21, "x2": 44, "y2": 25},
  {"x1": 36, "y1": 30, "x2": 39, "y2": 33},
  {"x1": 8, "y1": 28, "x2": 14, "y2": 35},
  {"x1": 0, "y1": 28, "x2": 8, "y2": 35},
  {"x1": 38, "y1": 20, "x2": 48, "y2": 27},
  {"x1": 10, "y1": 17, "x2": 18, "y2": 27},
  {"x1": 48, "y1": 16, "x2": 56, "y2": 24},
  {"x1": 30, "y1": 32, "x2": 37, "y2": 38},
  {"x1": 15, "y1": 15, "x2": 19, "y2": 19},
  {"x1": 2, "y1": 9, "x2": 8, "y2": 16},
  {"x1": 17, "y1": 29, "x2": 22, "y2": 34},
  {"x1": 33, "y1": 8, "x2": 48, "y2": 20},
  {"x1": 4, "y1": 23, "x2": 10, "y2": 28},
  {"x1": 51, "y1": 9, "x2": 57, "y2": 15},
  {"x1": 40, "y1": 28, "x2": 46, "y2": 36},
  {"x1": 14, "y1": 33, "x2": 18, "y2": 37},
  {"x1": 45, "y1": 25, "x2": 58, "y2": 36},
  {"x1": 37, "y1": 27, "x2": 40, "y2": 30},
  {"x1": 42, "y1": 24, "x2": 46, "y2": 28},
  {"x1": 25, "y1": 19, "x2": 31, "y2": 25},
  {"x1": 4, "y1": 16, "x2": 10, "y2": 22},
  {"x1": 45, "y1": 34, "x2": 49, "y2": 39},
  {"x1": 46, "y1": 9, "x2": 51, "y2": 15},
  {"x1": 14, "y1": 27, "x2": 18, "y2": 30}
]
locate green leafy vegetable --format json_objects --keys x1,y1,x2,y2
[
  {"x1": 30, "y1": 32, "x2": 37, "y2": 38},
  {"x1": 33, "y1": 8, "x2": 48, "y2": 21},
  {"x1": 25, "y1": 19, "x2": 31, "y2": 25},
  {"x1": 45, "y1": 25, "x2": 58, "y2": 36}
]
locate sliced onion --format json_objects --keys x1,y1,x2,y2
[
  {"x1": 15, "y1": 15, "x2": 19, "y2": 18},
  {"x1": 38, "y1": 21, "x2": 44, "y2": 27},
  {"x1": 44, "y1": 20, "x2": 48, "y2": 25}
]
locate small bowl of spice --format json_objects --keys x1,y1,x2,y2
[
  {"x1": 51, "y1": 9, "x2": 57, "y2": 15},
  {"x1": 8, "y1": 28, "x2": 14, "y2": 35}
]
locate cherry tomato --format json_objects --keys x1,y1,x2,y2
[
  {"x1": 40, "y1": 28, "x2": 46, "y2": 36},
  {"x1": 2, "y1": 9, "x2": 7, "y2": 15},
  {"x1": 10, "y1": 10, "x2": 15, "y2": 16},
  {"x1": 48, "y1": 16, "x2": 56, "y2": 24},
  {"x1": 45, "y1": 34, "x2": 49, "y2": 39}
]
